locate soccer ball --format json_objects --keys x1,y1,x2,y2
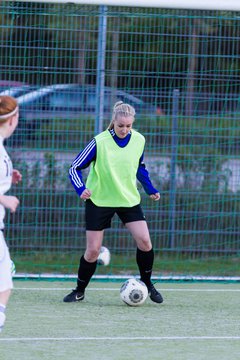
[
  {"x1": 97, "y1": 246, "x2": 111, "y2": 266},
  {"x1": 120, "y1": 278, "x2": 148, "y2": 306}
]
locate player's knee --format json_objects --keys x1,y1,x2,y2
[
  {"x1": 137, "y1": 237, "x2": 152, "y2": 251},
  {"x1": 85, "y1": 248, "x2": 100, "y2": 262}
]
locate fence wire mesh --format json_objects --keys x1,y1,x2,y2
[{"x1": 1, "y1": 1, "x2": 240, "y2": 275}]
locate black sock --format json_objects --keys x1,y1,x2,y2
[
  {"x1": 136, "y1": 248, "x2": 154, "y2": 288},
  {"x1": 77, "y1": 255, "x2": 97, "y2": 291}
]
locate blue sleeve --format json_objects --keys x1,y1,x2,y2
[
  {"x1": 136, "y1": 153, "x2": 159, "y2": 195},
  {"x1": 69, "y1": 138, "x2": 96, "y2": 196}
]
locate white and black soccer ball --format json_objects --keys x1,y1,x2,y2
[
  {"x1": 97, "y1": 246, "x2": 111, "y2": 266},
  {"x1": 120, "y1": 278, "x2": 148, "y2": 306}
]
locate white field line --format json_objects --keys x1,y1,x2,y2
[
  {"x1": 14, "y1": 274, "x2": 240, "y2": 282},
  {"x1": 13, "y1": 287, "x2": 240, "y2": 292},
  {"x1": 0, "y1": 336, "x2": 240, "y2": 342}
]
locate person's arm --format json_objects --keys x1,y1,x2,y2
[
  {"x1": 0, "y1": 195, "x2": 19, "y2": 213},
  {"x1": 136, "y1": 153, "x2": 160, "y2": 199},
  {"x1": 69, "y1": 138, "x2": 96, "y2": 197},
  {"x1": 12, "y1": 169, "x2": 22, "y2": 184}
]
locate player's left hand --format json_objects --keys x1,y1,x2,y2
[
  {"x1": 12, "y1": 169, "x2": 22, "y2": 185},
  {"x1": 149, "y1": 193, "x2": 160, "y2": 201}
]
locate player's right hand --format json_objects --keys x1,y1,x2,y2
[{"x1": 80, "y1": 189, "x2": 92, "y2": 200}]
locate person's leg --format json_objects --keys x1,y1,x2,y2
[
  {"x1": 0, "y1": 290, "x2": 10, "y2": 332},
  {"x1": 136, "y1": 247, "x2": 154, "y2": 288},
  {"x1": 0, "y1": 231, "x2": 13, "y2": 331},
  {"x1": 63, "y1": 230, "x2": 104, "y2": 302},
  {"x1": 64, "y1": 200, "x2": 115, "y2": 303},
  {"x1": 125, "y1": 220, "x2": 153, "y2": 287},
  {"x1": 125, "y1": 221, "x2": 163, "y2": 303},
  {"x1": 77, "y1": 230, "x2": 104, "y2": 291},
  {"x1": 0, "y1": 289, "x2": 11, "y2": 307}
]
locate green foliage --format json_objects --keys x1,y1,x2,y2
[
  {"x1": 30, "y1": 116, "x2": 95, "y2": 150},
  {"x1": 0, "y1": 3, "x2": 239, "y2": 92},
  {"x1": 11, "y1": 251, "x2": 240, "y2": 276},
  {"x1": 141, "y1": 114, "x2": 240, "y2": 156}
]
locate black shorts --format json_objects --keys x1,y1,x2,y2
[{"x1": 85, "y1": 199, "x2": 146, "y2": 230}]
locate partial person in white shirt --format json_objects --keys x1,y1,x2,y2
[{"x1": 0, "y1": 95, "x2": 22, "y2": 333}]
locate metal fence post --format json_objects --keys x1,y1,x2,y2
[
  {"x1": 169, "y1": 89, "x2": 180, "y2": 249},
  {"x1": 95, "y1": 5, "x2": 107, "y2": 134}
]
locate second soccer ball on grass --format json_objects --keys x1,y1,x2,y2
[{"x1": 97, "y1": 246, "x2": 111, "y2": 266}]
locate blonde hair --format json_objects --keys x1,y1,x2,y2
[
  {"x1": 0, "y1": 96, "x2": 18, "y2": 124},
  {"x1": 108, "y1": 101, "x2": 135, "y2": 130}
]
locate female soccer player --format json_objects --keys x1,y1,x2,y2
[
  {"x1": 64, "y1": 101, "x2": 163, "y2": 304},
  {"x1": 0, "y1": 96, "x2": 22, "y2": 332}
]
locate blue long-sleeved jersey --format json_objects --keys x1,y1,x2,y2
[{"x1": 69, "y1": 129, "x2": 159, "y2": 197}]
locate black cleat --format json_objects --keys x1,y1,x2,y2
[
  {"x1": 63, "y1": 289, "x2": 85, "y2": 303},
  {"x1": 148, "y1": 283, "x2": 163, "y2": 303}
]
